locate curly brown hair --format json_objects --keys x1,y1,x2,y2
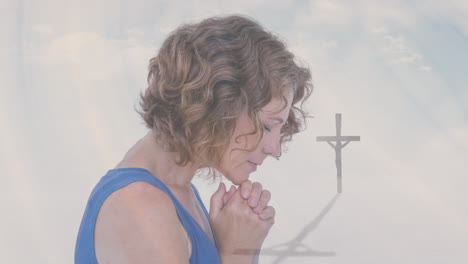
[{"x1": 137, "y1": 15, "x2": 313, "y2": 168}]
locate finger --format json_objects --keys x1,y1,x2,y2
[
  {"x1": 239, "y1": 180, "x2": 252, "y2": 199},
  {"x1": 225, "y1": 187, "x2": 250, "y2": 208},
  {"x1": 253, "y1": 189, "x2": 270, "y2": 213},
  {"x1": 223, "y1": 185, "x2": 237, "y2": 205},
  {"x1": 247, "y1": 182, "x2": 263, "y2": 208},
  {"x1": 259, "y1": 206, "x2": 275, "y2": 221},
  {"x1": 209, "y1": 182, "x2": 226, "y2": 218}
]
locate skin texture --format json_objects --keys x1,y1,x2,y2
[
  {"x1": 94, "y1": 93, "x2": 292, "y2": 263},
  {"x1": 217, "y1": 92, "x2": 293, "y2": 185},
  {"x1": 210, "y1": 182, "x2": 274, "y2": 263},
  {"x1": 210, "y1": 92, "x2": 292, "y2": 263}
]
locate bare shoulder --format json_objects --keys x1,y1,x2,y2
[{"x1": 95, "y1": 181, "x2": 191, "y2": 264}]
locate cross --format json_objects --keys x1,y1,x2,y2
[{"x1": 316, "y1": 113, "x2": 360, "y2": 193}]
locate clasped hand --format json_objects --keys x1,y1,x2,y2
[{"x1": 209, "y1": 180, "x2": 275, "y2": 260}]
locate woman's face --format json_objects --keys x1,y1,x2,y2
[{"x1": 217, "y1": 91, "x2": 293, "y2": 185}]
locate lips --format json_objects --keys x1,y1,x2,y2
[
  {"x1": 247, "y1": 161, "x2": 259, "y2": 171},
  {"x1": 248, "y1": 161, "x2": 262, "y2": 166}
]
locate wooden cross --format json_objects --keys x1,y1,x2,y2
[{"x1": 316, "y1": 113, "x2": 360, "y2": 193}]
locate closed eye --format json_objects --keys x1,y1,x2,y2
[{"x1": 263, "y1": 124, "x2": 272, "y2": 132}]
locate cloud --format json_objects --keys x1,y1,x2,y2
[
  {"x1": 359, "y1": 0, "x2": 419, "y2": 28},
  {"x1": 297, "y1": 0, "x2": 354, "y2": 27},
  {"x1": 418, "y1": 65, "x2": 432, "y2": 71},
  {"x1": 1, "y1": 28, "x2": 158, "y2": 263},
  {"x1": 3, "y1": 1, "x2": 468, "y2": 263},
  {"x1": 322, "y1": 40, "x2": 338, "y2": 49},
  {"x1": 32, "y1": 24, "x2": 54, "y2": 35},
  {"x1": 414, "y1": 0, "x2": 468, "y2": 38},
  {"x1": 371, "y1": 27, "x2": 431, "y2": 70}
]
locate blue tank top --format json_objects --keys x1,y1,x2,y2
[{"x1": 74, "y1": 168, "x2": 220, "y2": 264}]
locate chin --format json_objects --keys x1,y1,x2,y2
[{"x1": 225, "y1": 171, "x2": 250, "y2": 186}]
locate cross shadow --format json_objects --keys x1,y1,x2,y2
[{"x1": 260, "y1": 194, "x2": 340, "y2": 264}]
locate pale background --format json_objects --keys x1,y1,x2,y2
[{"x1": 1, "y1": 0, "x2": 467, "y2": 263}]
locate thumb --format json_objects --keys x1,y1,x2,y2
[
  {"x1": 223, "y1": 185, "x2": 237, "y2": 206},
  {"x1": 209, "y1": 182, "x2": 226, "y2": 219}
]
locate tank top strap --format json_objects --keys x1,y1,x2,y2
[
  {"x1": 190, "y1": 184, "x2": 218, "y2": 248},
  {"x1": 103, "y1": 168, "x2": 200, "y2": 234},
  {"x1": 76, "y1": 168, "x2": 199, "y2": 263},
  {"x1": 190, "y1": 184, "x2": 209, "y2": 218}
]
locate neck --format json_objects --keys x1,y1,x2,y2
[{"x1": 116, "y1": 130, "x2": 199, "y2": 189}]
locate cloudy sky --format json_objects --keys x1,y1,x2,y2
[{"x1": 1, "y1": 0, "x2": 467, "y2": 263}]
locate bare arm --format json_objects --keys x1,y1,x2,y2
[{"x1": 94, "y1": 182, "x2": 190, "y2": 264}]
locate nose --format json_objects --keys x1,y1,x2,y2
[{"x1": 262, "y1": 134, "x2": 281, "y2": 158}]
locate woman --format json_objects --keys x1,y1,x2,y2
[{"x1": 75, "y1": 15, "x2": 312, "y2": 264}]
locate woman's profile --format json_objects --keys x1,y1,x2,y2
[{"x1": 75, "y1": 15, "x2": 312, "y2": 264}]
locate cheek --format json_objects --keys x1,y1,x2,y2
[
  {"x1": 218, "y1": 146, "x2": 254, "y2": 183},
  {"x1": 228, "y1": 135, "x2": 259, "y2": 163},
  {"x1": 222, "y1": 148, "x2": 248, "y2": 169},
  {"x1": 235, "y1": 133, "x2": 261, "y2": 151}
]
